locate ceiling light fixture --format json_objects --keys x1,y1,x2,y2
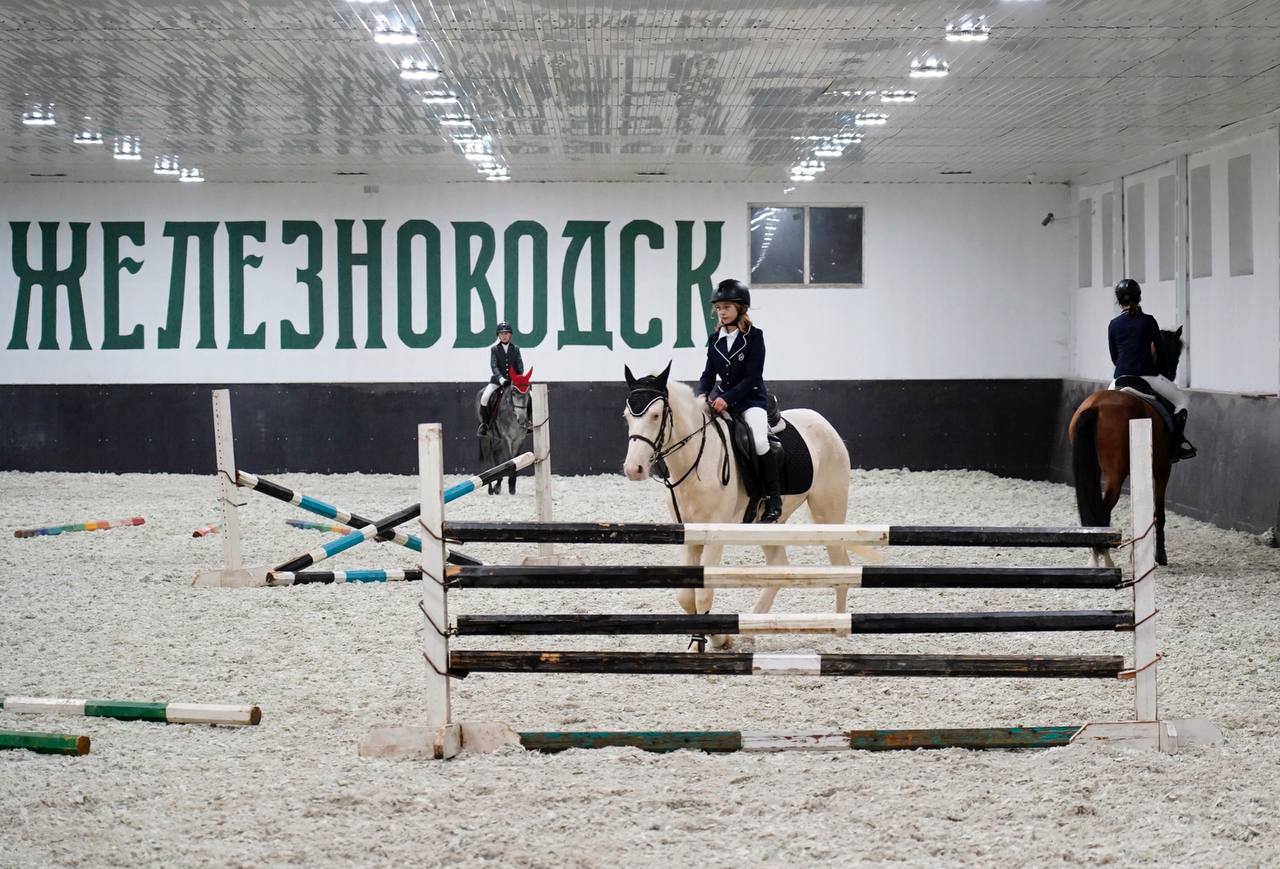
[
  {"x1": 945, "y1": 17, "x2": 990, "y2": 42},
  {"x1": 422, "y1": 91, "x2": 459, "y2": 105},
  {"x1": 373, "y1": 23, "x2": 417, "y2": 45},
  {"x1": 854, "y1": 112, "x2": 888, "y2": 126},
  {"x1": 73, "y1": 130, "x2": 104, "y2": 145},
  {"x1": 880, "y1": 90, "x2": 918, "y2": 103},
  {"x1": 22, "y1": 106, "x2": 55, "y2": 126},
  {"x1": 112, "y1": 136, "x2": 142, "y2": 160},
  {"x1": 439, "y1": 115, "x2": 473, "y2": 126},
  {"x1": 153, "y1": 156, "x2": 181, "y2": 176},
  {"x1": 399, "y1": 59, "x2": 442, "y2": 81},
  {"x1": 910, "y1": 56, "x2": 950, "y2": 78},
  {"x1": 179, "y1": 168, "x2": 205, "y2": 183}
]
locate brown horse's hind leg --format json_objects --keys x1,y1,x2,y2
[{"x1": 1153, "y1": 469, "x2": 1170, "y2": 565}]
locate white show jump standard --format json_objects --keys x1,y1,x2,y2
[{"x1": 2, "y1": 696, "x2": 261, "y2": 726}]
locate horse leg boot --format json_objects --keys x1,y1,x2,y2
[{"x1": 758, "y1": 451, "x2": 783, "y2": 524}]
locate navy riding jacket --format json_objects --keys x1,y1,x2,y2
[
  {"x1": 489, "y1": 342, "x2": 524, "y2": 383},
  {"x1": 697, "y1": 326, "x2": 768, "y2": 411},
  {"x1": 1108, "y1": 310, "x2": 1162, "y2": 378}
]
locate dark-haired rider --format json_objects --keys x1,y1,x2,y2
[{"x1": 1108, "y1": 278, "x2": 1195, "y2": 461}]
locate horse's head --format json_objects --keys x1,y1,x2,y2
[
  {"x1": 508, "y1": 366, "x2": 533, "y2": 415},
  {"x1": 1159, "y1": 327, "x2": 1183, "y2": 381},
  {"x1": 622, "y1": 362, "x2": 671, "y2": 481}
]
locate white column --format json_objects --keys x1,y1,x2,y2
[
  {"x1": 212, "y1": 389, "x2": 243, "y2": 572},
  {"x1": 1128, "y1": 418, "x2": 1158, "y2": 722},
  {"x1": 531, "y1": 383, "x2": 555, "y2": 560},
  {"x1": 418, "y1": 423, "x2": 452, "y2": 734},
  {"x1": 1174, "y1": 154, "x2": 1191, "y2": 387}
]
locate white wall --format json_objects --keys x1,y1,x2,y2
[
  {"x1": 1072, "y1": 126, "x2": 1280, "y2": 394},
  {"x1": 0, "y1": 181, "x2": 1071, "y2": 385},
  {"x1": 1187, "y1": 129, "x2": 1280, "y2": 393}
]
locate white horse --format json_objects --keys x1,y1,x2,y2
[{"x1": 622, "y1": 363, "x2": 858, "y2": 649}]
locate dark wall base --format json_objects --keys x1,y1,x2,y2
[
  {"x1": 1050, "y1": 379, "x2": 1280, "y2": 539},
  {"x1": 0, "y1": 379, "x2": 1061, "y2": 479},
  {"x1": 3, "y1": 379, "x2": 1275, "y2": 540}
]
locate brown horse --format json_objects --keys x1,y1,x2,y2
[{"x1": 1068, "y1": 327, "x2": 1184, "y2": 566}]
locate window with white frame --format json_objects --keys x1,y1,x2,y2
[{"x1": 749, "y1": 205, "x2": 864, "y2": 286}]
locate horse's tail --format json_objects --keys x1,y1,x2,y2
[{"x1": 1072, "y1": 406, "x2": 1108, "y2": 527}]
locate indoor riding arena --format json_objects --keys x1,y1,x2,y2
[{"x1": 2, "y1": 1, "x2": 1279, "y2": 866}]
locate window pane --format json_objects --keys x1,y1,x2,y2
[
  {"x1": 1126, "y1": 182, "x2": 1145, "y2": 283},
  {"x1": 808, "y1": 207, "x2": 864, "y2": 284},
  {"x1": 1077, "y1": 200, "x2": 1092, "y2": 288},
  {"x1": 749, "y1": 206, "x2": 803, "y2": 284},
  {"x1": 1228, "y1": 153, "x2": 1253, "y2": 276},
  {"x1": 1190, "y1": 165, "x2": 1212, "y2": 278}
]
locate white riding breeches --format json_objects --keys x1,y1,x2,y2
[
  {"x1": 480, "y1": 382, "x2": 499, "y2": 406},
  {"x1": 742, "y1": 406, "x2": 771, "y2": 455},
  {"x1": 1110, "y1": 375, "x2": 1186, "y2": 414}
]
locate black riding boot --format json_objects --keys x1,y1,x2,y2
[
  {"x1": 477, "y1": 390, "x2": 498, "y2": 437},
  {"x1": 758, "y1": 452, "x2": 783, "y2": 523},
  {"x1": 1172, "y1": 409, "x2": 1197, "y2": 462}
]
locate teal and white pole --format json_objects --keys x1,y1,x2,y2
[{"x1": 273, "y1": 452, "x2": 535, "y2": 574}]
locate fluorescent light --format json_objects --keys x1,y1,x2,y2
[
  {"x1": 910, "y1": 57, "x2": 950, "y2": 78},
  {"x1": 464, "y1": 152, "x2": 493, "y2": 161},
  {"x1": 814, "y1": 147, "x2": 844, "y2": 158},
  {"x1": 22, "y1": 108, "x2": 55, "y2": 126},
  {"x1": 423, "y1": 91, "x2": 459, "y2": 105},
  {"x1": 854, "y1": 112, "x2": 888, "y2": 126},
  {"x1": 112, "y1": 137, "x2": 142, "y2": 160},
  {"x1": 789, "y1": 174, "x2": 815, "y2": 182},
  {"x1": 73, "y1": 131, "x2": 103, "y2": 145},
  {"x1": 179, "y1": 168, "x2": 205, "y2": 183},
  {"x1": 399, "y1": 60, "x2": 441, "y2": 81},
  {"x1": 440, "y1": 115, "x2": 473, "y2": 126},
  {"x1": 946, "y1": 17, "x2": 990, "y2": 41},
  {"x1": 880, "y1": 90, "x2": 917, "y2": 103},
  {"x1": 485, "y1": 175, "x2": 510, "y2": 181},
  {"x1": 374, "y1": 25, "x2": 417, "y2": 44},
  {"x1": 154, "y1": 156, "x2": 180, "y2": 175}
]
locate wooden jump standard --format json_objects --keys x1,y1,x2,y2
[{"x1": 359, "y1": 420, "x2": 1223, "y2": 760}]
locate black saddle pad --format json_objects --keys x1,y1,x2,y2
[
  {"x1": 1111, "y1": 376, "x2": 1174, "y2": 433},
  {"x1": 727, "y1": 414, "x2": 815, "y2": 497}
]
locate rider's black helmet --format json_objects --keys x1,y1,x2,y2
[
  {"x1": 1114, "y1": 278, "x2": 1141, "y2": 306},
  {"x1": 495, "y1": 321, "x2": 513, "y2": 335},
  {"x1": 711, "y1": 279, "x2": 750, "y2": 308}
]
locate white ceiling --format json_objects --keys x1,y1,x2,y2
[{"x1": 2, "y1": 0, "x2": 1278, "y2": 185}]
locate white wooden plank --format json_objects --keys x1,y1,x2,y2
[
  {"x1": 419, "y1": 423, "x2": 451, "y2": 730},
  {"x1": 704, "y1": 565, "x2": 864, "y2": 588},
  {"x1": 165, "y1": 703, "x2": 260, "y2": 726},
  {"x1": 741, "y1": 732, "x2": 855, "y2": 751},
  {"x1": 212, "y1": 388, "x2": 244, "y2": 573},
  {"x1": 531, "y1": 383, "x2": 555, "y2": 559},
  {"x1": 4, "y1": 697, "x2": 87, "y2": 715},
  {"x1": 751, "y1": 653, "x2": 822, "y2": 675},
  {"x1": 1129, "y1": 419, "x2": 1159, "y2": 722},
  {"x1": 737, "y1": 614, "x2": 852, "y2": 634},
  {"x1": 683, "y1": 524, "x2": 891, "y2": 546}
]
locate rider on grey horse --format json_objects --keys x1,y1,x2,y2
[
  {"x1": 478, "y1": 321, "x2": 524, "y2": 437},
  {"x1": 1108, "y1": 278, "x2": 1196, "y2": 461}
]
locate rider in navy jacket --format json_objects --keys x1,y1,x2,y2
[
  {"x1": 696, "y1": 279, "x2": 782, "y2": 522},
  {"x1": 1108, "y1": 279, "x2": 1195, "y2": 461}
]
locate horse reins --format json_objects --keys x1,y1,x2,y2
[{"x1": 626, "y1": 386, "x2": 730, "y2": 524}]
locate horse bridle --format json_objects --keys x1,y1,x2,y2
[{"x1": 626, "y1": 385, "x2": 730, "y2": 525}]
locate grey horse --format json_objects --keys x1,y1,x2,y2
[{"x1": 475, "y1": 371, "x2": 533, "y2": 494}]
